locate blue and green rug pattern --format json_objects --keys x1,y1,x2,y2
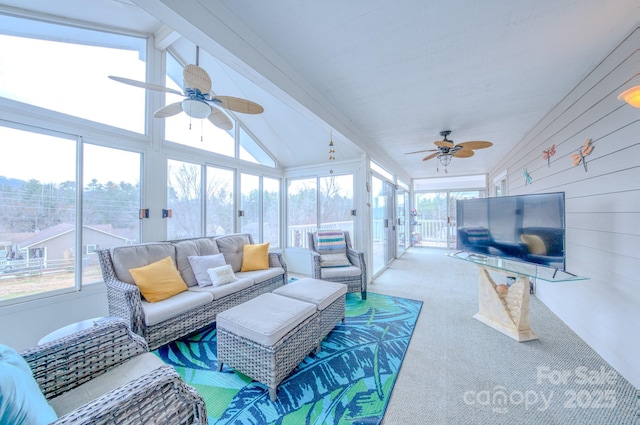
[{"x1": 155, "y1": 292, "x2": 422, "y2": 424}]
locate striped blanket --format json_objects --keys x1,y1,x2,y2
[{"x1": 315, "y1": 230, "x2": 346, "y2": 252}]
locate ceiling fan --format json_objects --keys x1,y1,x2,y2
[
  {"x1": 109, "y1": 54, "x2": 263, "y2": 131},
  {"x1": 405, "y1": 130, "x2": 493, "y2": 170}
]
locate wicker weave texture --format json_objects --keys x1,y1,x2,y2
[
  {"x1": 318, "y1": 295, "x2": 346, "y2": 338},
  {"x1": 97, "y1": 235, "x2": 288, "y2": 350},
  {"x1": 308, "y1": 231, "x2": 367, "y2": 299},
  {"x1": 20, "y1": 319, "x2": 208, "y2": 425},
  {"x1": 217, "y1": 312, "x2": 320, "y2": 401}
]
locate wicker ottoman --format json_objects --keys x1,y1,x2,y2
[
  {"x1": 216, "y1": 292, "x2": 319, "y2": 401},
  {"x1": 273, "y1": 278, "x2": 347, "y2": 341}
]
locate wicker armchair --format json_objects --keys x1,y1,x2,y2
[
  {"x1": 20, "y1": 318, "x2": 207, "y2": 425},
  {"x1": 307, "y1": 230, "x2": 367, "y2": 299}
]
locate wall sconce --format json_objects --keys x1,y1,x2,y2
[{"x1": 617, "y1": 85, "x2": 640, "y2": 108}]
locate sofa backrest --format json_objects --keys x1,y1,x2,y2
[
  {"x1": 214, "y1": 233, "x2": 253, "y2": 272},
  {"x1": 173, "y1": 238, "x2": 220, "y2": 286},
  {"x1": 111, "y1": 243, "x2": 176, "y2": 285}
]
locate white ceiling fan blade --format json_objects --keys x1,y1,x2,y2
[
  {"x1": 153, "y1": 102, "x2": 184, "y2": 118},
  {"x1": 183, "y1": 64, "x2": 212, "y2": 93},
  {"x1": 108, "y1": 76, "x2": 184, "y2": 96},
  {"x1": 214, "y1": 96, "x2": 264, "y2": 114},
  {"x1": 208, "y1": 107, "x2": 233, "y2": 130}
]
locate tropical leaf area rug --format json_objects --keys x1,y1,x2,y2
[{"x1": 154, "y1": 292, "x2": 422, "y2": 424}]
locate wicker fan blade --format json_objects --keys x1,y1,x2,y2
[
  {"x1": 434, "y1": 140, "x2": 455, "y2": 149},
  {"x1": 153, "y1": 102, "x2": 184, "y2": 118},
  {"x1": 214, "y1": 96, "x2": 264, "y2": 114},
  {"x1": 183, "y1": 64, "x2": 212, "y2": 93},
  {"x1": 457, "y1": 141, "x2": 493, "y2": 150},
  {"x1": 454, "y1": 149, "x2": 475, "y2": 158},
  {"x1": 405, "y1": 148, "x2": 438, "y2": 155},
  {"x1": 208, "y1": 107, "x2": 233, "y2": 130},
  {"x1": 422, "y1": 152, "x2": 439, "y2": 161},
  {"x1": 108, "y1": 76, "x2": 184, "y2": 96}
]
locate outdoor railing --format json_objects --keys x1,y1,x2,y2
[{"x1": 288, "y1": 221, "x2": 354, "y2": 248}]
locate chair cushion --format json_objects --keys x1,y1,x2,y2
[
  {"x1": 174, "y1": 238, "x2": 220, "y2": 286},
  {"x1": 207, "y1": 264, "x2": 237, "y2": 286},
  {"x1": 215, "y1": 234, "x2": 252, "y2": 272},
  {"x1": 315, "y1": 230, "x2": 347, "y2": 254},
  {"x1": 48, "y1": 353, "x2": 165, "y2": 418},
  {"x1": 217, "y1": 293, "x2": 316, "y2": 346},
  {"x1": 129, "y1": 256, "x2": 188, "y2": 303},
  {"x1": 321, "y1": 265, "x2": 362, "y2": 279},
  {"x1": 0, "y1": 344, "x2": 57, "y2": 425},
  {"x1": 188, "y1": 253, "x2": 226, "y2": 287},
  {"x1": 241, "y1": 243, "x2": 270, "y2": 272}
]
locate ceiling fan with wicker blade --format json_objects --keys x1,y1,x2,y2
[
  {"x1": 109, "y1": 61, "x2": 263, "y2": 131},
  {"x1": 405, "y1": 130, "x2": 493, "y2": 161}
]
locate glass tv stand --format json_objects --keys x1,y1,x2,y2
[{"x1": 446, "y1": 251, "x2": 588, "y2": 342}]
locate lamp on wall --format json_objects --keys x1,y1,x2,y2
[{"x1": 617, "y1": 85, "x2": 640, "y2": 108}]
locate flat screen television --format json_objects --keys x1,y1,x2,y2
[{"x1": 456, "y1": 192, "x2": 566, "y2": 270}]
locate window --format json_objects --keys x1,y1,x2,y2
[
  {"x1": 319, "y1": 174, "x2": 354, "y2": 235},
  {"x1": 167, "y1": 160, "x2": 202, "y2": 239},
  {"x1": 239, "y1": 127, "x2": 276, "y2": 167},
  {"x1": 0, "y1": 124, "x2": 77, "y2": 302},
  {"x1": 205, "y1": 166, "x2": 234, "y2": 236},
  {"x1": 263, "y1": 177, "x2": 280, "y2": 248},
  {"x1": 286, "y1": 174, "x2": 354, "y2": 248},
  {"x1": 0, "y1": 14, "x2": 146, "y2": 133},
  {"x1": 240, "y1": 173, "x2": 260, "y2": 242},
  {"x1": 82, "y1": 144, "x2": 141, "y2": 284},
  {"x1": 287, "y1": 178, "x2": 317, "y2": 247}
]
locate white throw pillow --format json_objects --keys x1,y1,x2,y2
[
  {"x1": 188, "y1": 254, "x2": 226, "y2": 287},
  {"x1": 207, "y1": 264, "x2": 238, "y2": 286},
  {"x1": 320, "y1": 253, "x2": 350, "y2": 268}
]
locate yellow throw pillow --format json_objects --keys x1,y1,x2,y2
[
  {"x1": 129, "y1": 256, "x2": 188, "y2": 302},
  {"x1": 241, "y1": 242, "x2": 270, "y2": 272},
  {"x1": 520, "y1": 234, "x2": 547, "y2": 255}
]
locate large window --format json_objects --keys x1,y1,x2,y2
[
  {"x1": 287, "y1": 174, "x2": 353, "y2": 248},
  {"x1": 263, "y1": 177, "x2": 280, "y2": 248},
  {"x1": 0, "y1": 14, "x2": 146, "y2": 133},
  {"x1": 240, "y1": 173, "x2": 260, "y2": 242},
  {"x1": 0, "y1": 124, "x2": 142, "y2": 302},
  {"x1": 167, "y1": 160, "x2": 202, "y2": 240},
  {"x1": 206, "y1": 166, "x2": 234, "y2": 236}
]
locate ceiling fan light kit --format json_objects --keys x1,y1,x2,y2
[
  {"x1": 405, "y1": 130, "x2": 493, "y2": 172},
  {"x1": 617, "y1": 85, "x2": 640, "y2": 108},
  {"x1": 108, "y1": 57, "x2": 263, "y2": 131},
  {"x1": 181, "y1": 99, "x2": 212, "y2": 119}
]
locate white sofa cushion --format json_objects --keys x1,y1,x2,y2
[
  {"x1": 216, "y1": 293, "x2": 316, "y2": 346},
  {"x1": 111, "y1": 243, "x2": 175, "y2": 285},
  {"x1": 48, "y1": 353, "x2": 165, "y2": 417},
  {"x1": 174, "y1": 238, "x2": 220, "y2": 286},
  {"x1": 235, "y1": 267, "x2": 285, "y2": 284},
  {"x1": 188, "y1": 277, "x2": 254, "y2": 300},
  {"x1": 142, "y1": 290, "x2": 213, "y2": 326}
]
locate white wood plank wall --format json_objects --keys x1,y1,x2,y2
[{"x1": 489, "y1": 26, "x2": 640, "y2": 388}]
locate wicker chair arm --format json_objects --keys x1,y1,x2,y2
[
  {"x1": 346, "y1": 248, "x2": 364, "y2": 268},
  {"x1": 97, "y1": 248, "x2": 146, "y2": 336},
  {"x1": 21, "y1": 318, "x2": 148, "y2": 400},
  {"x1": 309, "y1": 250, "x2": 322, "y2": 279},
  {"x1": 52, "y1": 365, "x2": 208, "y2": 425}
]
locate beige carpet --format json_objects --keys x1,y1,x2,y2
[{"x1": 358, "y1": 248, "x2": 637, "y2": 425}]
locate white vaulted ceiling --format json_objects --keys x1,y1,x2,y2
[{"x1": 2, "y1": 0, "x2": 638, "y2": 179}]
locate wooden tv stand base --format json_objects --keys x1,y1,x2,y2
[{"x1": 473, "y1": 266, "x2": 538, "y2": 342}]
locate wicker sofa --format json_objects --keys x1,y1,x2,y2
[
  {"x1": 97, "y1": 233, "x2": 287, "y2": 350},
  {"x1": 17, "y1": 318, "x2": 207, "y2": 424}
]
